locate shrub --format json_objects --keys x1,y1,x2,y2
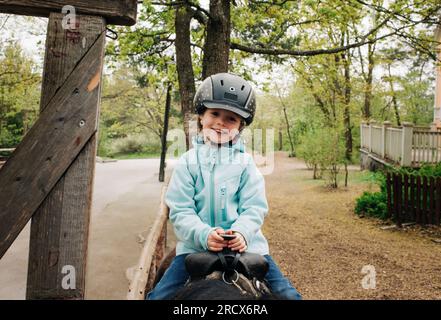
[
  {"x1": 109, "y1": 135, "x2": 144, "y2": 155},
  {"x1": 355, "y1": 191, "x2": 388, "y2": 219}
]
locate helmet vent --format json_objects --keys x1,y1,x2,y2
[
  {"x1": 220, "y1": 80, "x2": 224, "y2": 86},
  {"x1": 224, "y1": 92, "x2": 238, "y2": 101},
  {"x1": 241, "y1": 85, "x2": 245, "y2": 91}
]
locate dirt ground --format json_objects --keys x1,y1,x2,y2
[{"x1": 263, "y1": 152, "x2": 441, "y2": 300}]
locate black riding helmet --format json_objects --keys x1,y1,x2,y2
[{"x1": 194, "y1": 73, "x2": 256, "y2": 125}]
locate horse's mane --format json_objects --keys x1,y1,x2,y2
[{"x1": 173, "y1": 278, "x2": 280, "y2": 300}]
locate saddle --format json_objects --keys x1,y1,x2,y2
[
  {"x1": 184, "y1": 249, "x2": 272, "y2": 298},
  {"x1": 185, "y1": 248, "x2": 269, "y2": 281}
]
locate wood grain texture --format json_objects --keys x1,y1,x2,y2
[
  {"x1": 127, "y1": 184, "x2": 169, "y2": 300},
  {"x1": 25, "y1": 13, "x2": 105, "y2": 299},
  {"x1": 0, "y1": 14, "x2": 105, "y2": 264},
  {"x1": 0, "y1": 0, "x2": 137, "y2": 26}
]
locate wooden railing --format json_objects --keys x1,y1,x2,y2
[
  {"x1": 385, "y1": 127, "x2": 403, "y2": 164},
  {"x1": 360, "y1": 121, "x2": 441, "y2": 167},
  {"x1": 127, "y1": 183, "x2": 169, "y2": 300},
  {"x1": 412, "y1": 131, "x2": 441, "y2": 165}
]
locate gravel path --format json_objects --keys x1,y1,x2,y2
[{"x1": 263, "y1": 152, "x2": 441, "y2": 299}]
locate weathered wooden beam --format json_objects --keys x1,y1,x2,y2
[
  {"x1": 0, "y1": 14, "x2": 105, "y2": 262},
  {"x1": 0, "y1": 0, "x2": 137, "y2": 26},
  {"x1": 127, "y1": 184, "x2": 169, "y2": 300},
  {"x1": 25, "y1": 13, "x2": 106, "y2": 300}
]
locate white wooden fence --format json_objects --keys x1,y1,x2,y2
[{"x1": 360, "y1": 121, "x2": 441, "y2": 167}]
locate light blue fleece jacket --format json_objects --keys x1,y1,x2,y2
[{"x1": 165, "y1": 136, "x2": 270, "y2": 256}]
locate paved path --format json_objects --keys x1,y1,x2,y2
[{"x1": 0, "y1": 158, "x2": 176, "y2": 300}]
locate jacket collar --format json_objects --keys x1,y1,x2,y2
[{"x1": 192, "y1": 134, "x2": 245, "y2": 153}]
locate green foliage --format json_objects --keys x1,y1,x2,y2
[
  {"x1": 110, "y1": 135, "x2": 144, "y2": 155},
  {"x1": 0, "y1": 42, "x2": 41, "y2": 147},
  {"x1": 106, "y1": 134, "x2": 161, "y2": 157},
  {"x1": 359, "y1": 171, "x2": 387, "y2": 192},
  {"x1": 392, "y1": 162, "x2": 441, "y2": 177},
  {"x1": 355, "y1": 170, "x2": 388, "y2": 219},
  {"x1": 297, "y1": 126, "x2": 346, "y2": 187},
  {"x1": 355, "y1": 191, "x2": 388, "y2": 219}
]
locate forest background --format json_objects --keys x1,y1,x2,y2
[{"x1": 1, "y1": 0, "x2": 440, "y2": 187}]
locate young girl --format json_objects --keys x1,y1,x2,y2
[{"x1": 147, "y1": 73, "x2": 301, "y2": 300}]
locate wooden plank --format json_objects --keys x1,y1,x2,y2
[
  {"x1": 127, "y1": 184, "x2": 169, "y2": 300},
  {"x1": 416, "y1": 176, "x2": 421, "y2": 225},
  {"x1": 409, "y1": 174, "x2": 415, "y2": 221},
  {"x1": 436, "y1": 178, "x2": 441, "y2": 225},
  {"x1": 0, "y1": 17, "x2": 105, "y2": 260},
  {"x1": 0, "y1": 0, "x2": 137, "y2": 26},
  {"x1": 26, "y1": 13, "x2": 106, "y2": 299},
  {"x1": 429, "y1": 176, "x2": 435, "y2": 225},
  {"x1": 386, "y1": 172, "x2": 392, "y2": 219},
  {"x1": 146, "y1": 222, "x2": 167, "y2": 292},
  {"x1": 422, "y1": 176, "x2": 428, "y2": 225},
  {"x1": 403, "y1": 173, "x2": 409, "y2": 221},
  {"x1": 395, "y1": 173, "x2": 402, "y2": 227}
]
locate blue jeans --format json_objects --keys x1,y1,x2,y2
[{"x1": 147, "y1": 254, "x2": 302, "y2": 300}]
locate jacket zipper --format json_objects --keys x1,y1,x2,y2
[
  {"x1": 220, "y1": 186, "x2": 227, "y2": 222},
  {"x1": 209, "y1": 156, "x2": 216, "y2": 227}
]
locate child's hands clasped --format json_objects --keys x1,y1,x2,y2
[
  {"x1": 207, "y1": 229, "x2": 247, "y2": 253},
  {"x1": 225, "y1": 230, "x2": 247, "y2": 253},
  {"x1": 207, "y1": 228, "x2": 228, "y2": 252}
]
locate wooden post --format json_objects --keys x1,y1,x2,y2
[
  {"x1": 159, "y1": 84, "x2": 171, "y2": 183},
  {"x1": 394, "y1": 173, "x2": 402, "y2": 227},
  {"x1": 403, "y1": 173, "x2": 409, "y2": 221},
  {"x1": 401, "y1": 122, "x2": 413, "y2": 167},
  {"x1": 25, "y1": 13, "x2": 106, "y2": 300},
  {"x1": 382, "y1": 121, "x2": 391, "y2": 158},
  {"x1": 0, "y1": 18, "x2": 105, "y2": 260},
  {"x1": 436, "y1": 177, "x2": 441, "y2": 225},
  {"x1": 429, "y1": 176, "x2": 435, "y2": 225},
  {"x1": 368, "y1": 120, "x2": 376, "y2": 153},
  {"x1": 416, "y1": 176, "x2": 421, "y2": 225},
  {"x1": 0, "y1": 0, "x2": 138, "y2": 300},
  {"x1": 409, "y1": 175, "x2": 415, "y2": 222},
  {"x1": 433, "y1": 26, "x2": 441, "y2": 129},
  {"x1": 422, "y1": 176, "x2": 428, "y2": 225},
  {"x1": 386, "y1": 172, "x2": 392, "y2": 219}
]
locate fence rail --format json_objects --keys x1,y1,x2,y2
[
  {"x1": 412, "y1": 131, "x2": 441, "y2": 165},
  {"x1": 386, "y1": 172, "x2": 441, "y2": 226},
  {"x1": 360, "y1": 122, "x2": 441, "y2": 167}
]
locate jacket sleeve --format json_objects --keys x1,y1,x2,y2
[
  {"x1": 165, "y1": 154, "x2": 215, "y2": 250},
  {"x1": 230, "y1": 155, "x2": 268, "y2": 245}
]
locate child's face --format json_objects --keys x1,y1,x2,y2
[{"x1": 199, "y1": 108, "x2": 242, "y2": 144}]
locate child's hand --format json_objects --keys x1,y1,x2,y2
[
  {"x1": 226, "y1": 230, "x2": 247, "y2": 253},
  {"x1": 207, "y1": 228, "x2": 228, "y2": 252}
]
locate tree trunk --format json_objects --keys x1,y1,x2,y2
[
  {"x1": 283, "y1": 106, "x2": 295, "y2": 157},
  {"x1": 175, "y1": 5, "x2": 196, "y2": 150},
  {"x1": 344, "y1": 162, "x2": 348, "y2": 187},
  {"x1": 202, "y1": 0, "x2": 230, "y2": 78},
  {"x1": 387, "y1": 65, "x2": 401, "y2": 126},
  {"x1": 342, "y1": 48, "x2": 353, "y2": 161},
  {"x1": 278, "y1": 128, "x2": 283, "y2": 151},
  {"x1": 363, "y1": 42, "x2": 374, "y2": 120},
  {"x1": 159, "y1": 83, "x2": 171, "y2": 182}
]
